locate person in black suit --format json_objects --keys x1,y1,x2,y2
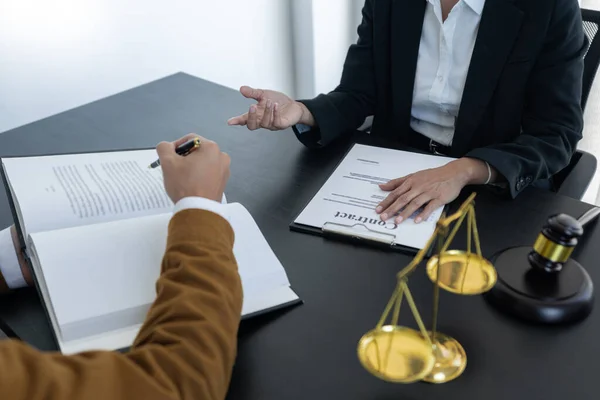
[{"x1": 229, "y1": 0, "x2": 586, "y2": 224}]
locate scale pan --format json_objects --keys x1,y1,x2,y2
[
  {"x1": 426, "y1": 250, "x2": 497, "y2": 295},
  {"x1": 357, "y1": 325, "x2": 435, "y2": 383}
]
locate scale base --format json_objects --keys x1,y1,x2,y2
[
  {"x1": 422, "y1": 332, "x2": 467, "y2": 384},
  {"x1": 485, "y1": 247, "x2": 594, "y2": 324}
]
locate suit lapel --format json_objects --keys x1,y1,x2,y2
[
  {"x1": 452, "y1": 0, "x2": 523, "y2": 156},
  {"x1": 390, "y1": 0, "x2": 427, "y2": 133}
]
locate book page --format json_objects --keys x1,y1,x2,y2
[
  {"x1": 2, "y1": 149, "x2": 172, "y2": 235},
  {"x1": 227, "y1": 203, "x2": 292, "y2": 296},
  {"x1": 29, "y1": 203, "x2": 296, "y2": 349},
  {"x1": 294, "y1": 144, "x2": 455, "y2": 250},
  {"x1": 30, "y1": 213, "x2": 169, "y2": 344}
]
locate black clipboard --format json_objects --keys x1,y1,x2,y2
[
  {"x1": 290, "y1": 219, "x2": 421, "y2": 254},
  {"x1": 289, "y1": 142, "x2": 449, "y2": 255}
]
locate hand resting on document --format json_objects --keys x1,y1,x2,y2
[{"x1": 376, "y1": 158, "x2": 497, "y2": 224}]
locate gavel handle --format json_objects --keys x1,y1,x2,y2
[{"x1": 578, "y1": 207, "x2": 600, "y2": 228}]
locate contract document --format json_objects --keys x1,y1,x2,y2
[{"x1": 292, "y1": 144, "x2": 455, "y2": 252}]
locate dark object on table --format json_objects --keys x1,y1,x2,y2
[
  {"x1": 552, "y1": 9, "x2": 600, "y2": 200},
  {"x1": 485, "y1": 208, "x2": 600, "y2": 324},
  {"x1": 4, "y1": 73, "x2": 600, "y2": 399}
]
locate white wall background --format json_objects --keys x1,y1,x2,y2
[
  {"x1": 291, "y1": 0, "x2": 363, "y2": 98},
  {"x1": 0, "y1": 0, "x2": 360, "y2": 133},
  {"x1": 312, "y1": 0, "x2": 353, "y2": 95},
  {"x1": 0, "y1": 0, "x2": 295, "y2": 133}
]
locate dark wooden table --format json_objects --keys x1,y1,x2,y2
[{"x1": 1, "y1": 73, "x2": 598, "y2": 400}]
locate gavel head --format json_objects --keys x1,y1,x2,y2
[{"x1": 528, "y1": 214, "x2": 584, "y2": 273}]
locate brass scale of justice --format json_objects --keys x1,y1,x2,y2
[{"x1": 357, "y1": 192, "x2": 497, "y2": 384}]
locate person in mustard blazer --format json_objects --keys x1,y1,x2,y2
[
  {"x1": 0, "y1": 135, "x2": 240, "y2": 400},
  {"x1": 229, "y1": 0, "x2": 586, "y2": 224}
]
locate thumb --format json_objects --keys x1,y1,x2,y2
[
  {"x1": 240, "y1": 86, "x2": 264, "y2": 101},
  {"x1": 156, "y1": 141, "x2": 176, "y2": 164}
]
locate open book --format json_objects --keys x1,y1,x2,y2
[{"x1": 1, "y1": 149, "x2": 300, "y2": 354}]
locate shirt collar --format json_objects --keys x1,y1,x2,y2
[
  {"x1": 463, "y1": 0, "x2": 485, "y2": 15},
  {"x1": 425, "y1": 0, "x2": 485, "y2": 16}
]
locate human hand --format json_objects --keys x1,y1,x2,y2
[
  {"x1": 376, "y1": 158, "x2": 491, "y2": 224},
  {"x1": 157, "y1": 134, "x2": 231, "y2": 204},
  {"x1": 227, "y1": 86, "x2": 314, "y2": 130}
]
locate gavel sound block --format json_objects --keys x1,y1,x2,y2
[{"x1": 485, "y1": 213, "x2": 595, "y2": 325}]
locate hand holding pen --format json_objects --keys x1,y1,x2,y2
[
  {"x1": 154, "y1": 134, "x2": 231, "y2": 203},
  {"x1": 149, "y1": 136, "x2": 202, "y2": 169}
]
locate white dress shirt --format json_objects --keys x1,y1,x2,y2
[
  {"x1": 0, "y1": 194, "x2": 228, "y2": 290},
  {"x1": 173, "y1": 196, "x2": 227, "y2": 218},
  {"x1": 296, "y1": 0, "x2": 485, "y2": 147},
  {"x1": 410, "y1": 0, "x2": 485, "y2": 146}
]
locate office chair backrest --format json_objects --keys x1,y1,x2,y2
[
  {"x1": 581, "y1": 9, "x2": 600, "y2": 111},
  {"x1": 552, "y1": 9, "x2": 600, "y2": 199}
]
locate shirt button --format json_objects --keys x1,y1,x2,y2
[{"x1": 437, "y1": 75, "x2": 443, "y2": 82}]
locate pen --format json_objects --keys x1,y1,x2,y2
[{"x1": 148, "y1": 137, "x2": 202, "y2": 169}]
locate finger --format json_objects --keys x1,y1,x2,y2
[
  {"x1": 187, "y1": 138, "x2": 217, "y2": 159},
  {"x1": 379, "y1": 176, "x2": 408, "y2": 191},
  {"x1": 414, "y1": 199, "x2": 444, "y2": 224},
  {"x1": 257, "y1": 96, "x2": 268, "y2": 109},
  {"x1": 156, "y1": 141, "x2": 176, "y2": 164},
  {"x1": 397, "y1": 193, "x2": 432, "y2": 224},
  {"x1": 247, "y1": 105, "x2": 260, "y2": 130},
  {"x1": 380, "y1": 188, "x2": 421, "y2": 222},
  {"x1": 376, "y1": 182, "x2": 411, "y2": 215},
  {"x1": 174, "y1": 133, "x2": 201, "y2": 147},
  {"x1": 240, "y1": 86, "x2": 264, "y2": 101},
  {"x1": 261, "y1": 99, "x2": 274, "y2": 128},
  {"x1": 228, "y1": 113, "x2": 249, "y2": 126},
  {"x1": 273, "y1": 102, "x2": 284, "y2": 128}
]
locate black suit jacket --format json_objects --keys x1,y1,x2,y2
[{"x1": 297, "y1": 0, "x2": 586, "y2": 198}]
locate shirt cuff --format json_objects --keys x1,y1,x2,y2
[
  {"x1": 173, "y1": 194, "x2": 228, "y2": 221},
  {"x1": 0, "y1": 227, "x2": 27, "y2": 289},
  {"x1": 295, "y1": 124, "x2": 312, "y2": 134}
]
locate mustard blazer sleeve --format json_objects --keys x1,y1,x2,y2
[{"x1": 0, "y1": 209, "x2": 243, "y2": 400}]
